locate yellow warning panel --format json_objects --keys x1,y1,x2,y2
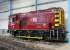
[
  {"x1": 54, "y1": 11, "x2": 59, "y2": 13},
  {"x1": 55, "y1": 19, "x2": 59, "y2": 22},
  {"x1": 55, "y1": 15, "x2": 59, "y2": 17},
  {"x1": 55, "y1": 24, "x2": 59, "y2": 26}
]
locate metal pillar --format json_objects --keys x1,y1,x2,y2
[
  {"x1": 9, "y1": 0, "x2": 13, "y2": 15},
  {"x1": 36, "y1": 0, "x2": 38, "y2": 11},
  {"x1": 35, "y1": 0, "x2": 38, "y2": 16},
  {"x1": 9, "y1": 0, "x2": 13, "y2": 24}
]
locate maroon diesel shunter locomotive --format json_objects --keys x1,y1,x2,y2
[{"x1": 8, "y1": 7, "x2": 67, "y2": 42}]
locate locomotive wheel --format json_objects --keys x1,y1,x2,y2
[
  {"x1": 10, "y1": 29, "x2": 67, "y2": 42},
  {"x1": 9, "y1": 31, "x2": 16, "y2": 37},
  {"x1": 42, "y1": 35, "x2": 46, "y2": 40}
]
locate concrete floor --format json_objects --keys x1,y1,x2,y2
[{"x1": 0, "y1": 36, "x2": 70, "y2": 50}]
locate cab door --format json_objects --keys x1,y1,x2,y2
[{"x1": 19, "y1": 17, "x2": 28, "y2": 29}]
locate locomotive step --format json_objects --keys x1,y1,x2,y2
[{"x1": 16, "y1": 36, "x2": 43, "y2": 39}]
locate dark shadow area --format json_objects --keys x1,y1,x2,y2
[{"x1": 0, "y1": 47, "x2": 8, "y2": 50}]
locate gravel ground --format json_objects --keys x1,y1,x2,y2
[
  {"x1": 0, "y1": 36, "x2": 70, "y2": 50},
  {"x1": 15, "y1": 39, "x2": 70, "y2": 50},
  {"x1": 0, "y1": 36, "x2": 36, "y2": 50}
]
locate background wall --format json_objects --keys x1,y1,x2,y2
[{"x1": 0, "y1": 0, "x2": 67, "y2": 29}]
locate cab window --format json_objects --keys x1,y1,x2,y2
[{"x1": 12, "y1": 18, "x2": 16, "y2": 22}]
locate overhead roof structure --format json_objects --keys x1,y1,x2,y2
[{"x1": 0, "y1": 0, "x2": 67, "y2": 13}]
